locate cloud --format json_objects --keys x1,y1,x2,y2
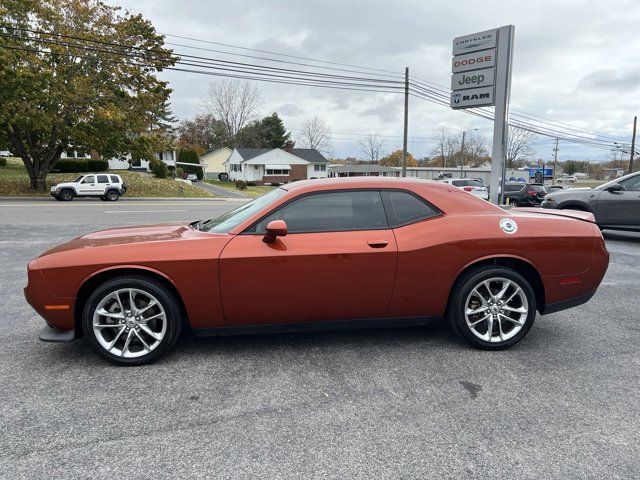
[{"x1": 112, "y1": 0, "x2": 640, "y2": 161}]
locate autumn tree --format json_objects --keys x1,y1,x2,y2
[
  {"x1": 177, "y1": 114, "x2": 228, "y2": 153},
  {"x1": 360, "y1": 134, "x2": 385, "y2": 162},
  {"x1": 203, "y1": 79, "x2": 262, "y2": 147},
  {"x1": 379, "y1": 149, "x2": 418, "y2": 168},
  {"x1": 0, "y1": 0, "x2": 176, "y2": 191},
  {"x1": 298, "y1": 116, "x2": 332, "y2": 154}
]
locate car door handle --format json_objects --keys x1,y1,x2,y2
[{"x1": 367, "y1": 240, "x2": 388, "y2": 248}]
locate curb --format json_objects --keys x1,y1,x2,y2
[{"x1": 0, "y1": 196, "x2": 248, "y2": 202}]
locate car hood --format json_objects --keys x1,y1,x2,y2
[
  {"x1": 51, "y1": 182, "x2": 75, "y2": 188},
  {"x1": 39, "y1": 223, "x2": 215, "y2": 256}
]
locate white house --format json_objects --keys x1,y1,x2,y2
[
  {"x1": 225, "y1": 147, "x2": 328, "y2": 184},
  {"x1": 59, "y1": 149, "x2": 176, "y2": 171}
]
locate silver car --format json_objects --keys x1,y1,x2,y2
[{"x1": 541, "y1": 172, "x2": 640, "y2": 231}]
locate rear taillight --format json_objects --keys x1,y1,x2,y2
[
  {"x1": 527, "y1": 190, "x2": 536, "y2": 196},
  {"x1": 463, "y1": 186, "x2": 474, "y2": 192}
]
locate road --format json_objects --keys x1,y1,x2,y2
[{"x1": 1, "y1": 200, "x2": 639, "y2": 479}]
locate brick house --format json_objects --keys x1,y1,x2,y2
[{"x1": 225, "y1": 146, "x2": 328, "y2": 185}]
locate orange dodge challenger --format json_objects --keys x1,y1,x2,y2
[{"x1": 25, "y1": 177, "x2": 609, "y2": 366}]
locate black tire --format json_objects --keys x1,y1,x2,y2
[
  {"x1": 218, "y1": 172, "x2": 229, "y2": 181},
  {"x1": 59, "y1": 189, "x2": 74, "y2": 201},
  {"x1": 99, "y1": 196, "x2": 108, "y2": 201},
  {"x1": 53, "y1": 195, "x2": 63, "y2": 201},
  {"x1": 82, "y1": 275, "x2": 183, "y2": 366},
  {"x1": 106, "y1": 189, "x2": 120, "y2": 201},
  {"x1": 447, "y1": 266, "x2": 536, "y2": 350}
]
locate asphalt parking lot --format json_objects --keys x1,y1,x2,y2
[{"x1": 1, "y1": 199, "x2": 639, "y2": 479}]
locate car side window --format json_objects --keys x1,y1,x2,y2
[
  {"x1": 381, "y1": 190, "x2": 440, "y2": 227},
  {"x1": 252, "y1": 190, "x2": 388, "y2": 234},
  {"x1": 97, "y1": 175, "x2": 109, "y2": 183},
  {"x1": 619, "y1": 175, "x2": 640, "y2": 191},
  {"x1": 81, "y1": 175, "x2": 95, "y2": 184},
  {"x1": 110, "y1": 175, "x2": 120, "y2": 183}
]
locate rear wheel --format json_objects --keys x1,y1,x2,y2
[
  {"x1": 448, "y1": 266, "x2": 536, "y2": 350},
  {"x1": 82, "y1": 276, "x2": 182, "y2": 366},
  {"x1": 59, "y1": 189, "x2": 74, "y2": 201}
]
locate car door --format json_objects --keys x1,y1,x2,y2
[
  {"x1": 596, "y1": 174, "x2": 640, "y2": 227},
  {"x1": 219, "y1": 189, "x2": 398, "y2": 326},
  {"x1": 77, "y1": 175, "x2": 98, "y2": 195},
  {"x1": 96, "y1": 174, "x2": 111, "y2": 194}
]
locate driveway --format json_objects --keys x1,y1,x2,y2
[{"x1": 191, "y1": 180, "x2": 249, "y2": 198}]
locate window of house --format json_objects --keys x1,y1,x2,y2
[
  {"x1": 266, "y1": 169, "x2": 288, "y2": 176},
  {"x1": 231, "y1": 164, "x2": 242, "y2": 172},
  {"x1": 97, "y1": 175, "x2": 109, "y2": 183},
  {"x1": 158, "y1": 152, "x2": 163, "y2": 161},
  {"x1": 251, "y1": 190, "x2": 388, "y2": 234},
  {"x1": 65, "y1": 150, "x2": 75, "y2": 158},
  {"x1": 313, "y1": 164, "x2": 327, "y2": 172},
  {"x1": 381, "y1": 190, "x2": 440, "y2": 227}
]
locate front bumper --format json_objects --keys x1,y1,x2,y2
[{"x1": 39, "y1": 325, "x2": 75, "y2": 342}]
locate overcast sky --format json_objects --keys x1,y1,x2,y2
[{"x1": 113, "y1": 0, "x2": 640, "y2": 162}]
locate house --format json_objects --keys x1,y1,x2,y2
[
  {"x1": 225, "y1": 146, "x2": 328, "y2": 184},
  {"x1": 59, "y1": 148, "x2": 176, "y2": 171},
  {"x1": 327, "y1": 164, "x2": 400, "y2": 177},
  {"x1": 201, "y1": 147, "x2": 232, "y2": 179}
]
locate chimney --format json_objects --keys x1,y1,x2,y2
[{"x1": 284, "y1": 141, "x2": 294, "y2": 153}]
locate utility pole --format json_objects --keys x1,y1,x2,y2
[
  {"x1": 552, "y1": 138, "x2": 558, "y2": 184},
  {"x1": 402, "y1": 66, "x2": 409, "y2": 177},
  {"x1": 460, "y1": 130, "x2": 466, "y2": 178},
  {"x1": 630, "y1": 115, "x2": 637, "y2": 174}
]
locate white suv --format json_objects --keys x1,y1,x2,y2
[
  {"x1": 50, "y1": 173, "x2": 127, "y2": 201},
  {"x1": 439, "y1": 178, "x2": 489, "y2": 200}
]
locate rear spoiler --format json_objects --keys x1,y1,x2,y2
[{"x1": 513, "y1": 207, "x2": 596, "y2": 224}]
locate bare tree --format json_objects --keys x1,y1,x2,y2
[
  {"x1": 360, "y1": 134, "x2": 385, "y2": 162},
  {"x1": 506, "y1": 126, "x2": 535, "y2": 168},
  {"x1": 298, "y1": 116, "x2": 332, "y2": 154},
  {"x1": 462, "y1": 133, "x2": 488, "y2": 165},
  {"x1": 203, "y1": 79, "x2": 262, "y2": 146},
  {"x1": 431, "y1": 127, "x2": 458, "y2": 167}
]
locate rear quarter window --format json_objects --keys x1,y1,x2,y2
[{"x1": 381, "y1": 190, "x2": 440, "y2": 227}]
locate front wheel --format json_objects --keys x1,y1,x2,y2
[
  {"x1": 82, "y1": 276, "x2": 183, "y2": 366},
  {"x1": 106, "y1": 189, "x2": 120, "y2": 201},
  {"x1": 59, "y1": 189, "x2": 74, "y2": 201},
  {"x1": 448, "y1": 266, "x2": 536, "y2": 350}
]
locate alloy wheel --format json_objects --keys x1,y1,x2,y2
[
  {"x1": 464, "y1": 277, "x2": 528, "y2": 343},
  {"x1": 92, "y1": 288, "x2": 167, "y2": 358}
]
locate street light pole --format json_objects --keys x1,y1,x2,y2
[
  {"x1": 630, "y1": 115, "x2": 637, "y2": 175},
  {"x1": 460, "y1": 128, "x2": 477, "y2": 178},
  {"x1": 401, "y1": 66, "x2": 409, "y2": 178}
]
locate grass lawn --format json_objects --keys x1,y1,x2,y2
[
  {"x1": 0, "y1": 157, "x2": 214, "y2": 198},
  {"x1": 205, "y1": 178, "x2": 274, "y2": 198}
]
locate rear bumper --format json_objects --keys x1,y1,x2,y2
[
  {"x1": 542, "y1": 292, "x2": 595, "y2": 315},
  {"x1": 39, "y1": 325, "x2": 76, "y2": 342}
]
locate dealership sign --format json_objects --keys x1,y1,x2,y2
[
  {"x1": 451, "y1": 28, "x2": 499, "y2": 109},
  {"x1": 451, "y1": 87, "x2": 494, "y2": 108},
  {"x1": 451, "y1": 67, "x2": 495, "y2": 90}
]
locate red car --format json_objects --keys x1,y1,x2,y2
[{"x1": 25, "y1": 178, "x2": 609, "y2": 365}]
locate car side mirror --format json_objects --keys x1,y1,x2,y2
[
  {"x1": 606, "y1": 183, "x2": 624, "y2": 193},
  {"x1": 263, "y1": 220, "x2": 287, "y2": 243}
]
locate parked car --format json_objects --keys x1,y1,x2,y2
[
  {"x1": 503, "y1": 182, "x2": 547, "y2": 206},
  {"x1": 557, "y1": 175, "x2": 577, "y2": 184},
  {"x1": 27, "y1": 177, "x2": 609, "y2": 365},
  {"x1": 542, "y1": 171, "x2": 640, "y2": 231},
  {"x1": 440, "y1": 178, "x2": 489, "y2": 200},
  {"x1": 186, "y1": 173, "x2": 198, "y2": 182},
  {"x1": 50, "y1": 173, "x2": 127, "y2": 201}
]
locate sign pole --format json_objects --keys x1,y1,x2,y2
[
  {"x1": 402, "y1": 66, "x2": 409, "y2": 178},
  {"x1": 629, "y1": 115, "x2": 637, "y2": 175},
  {"x1": 489, "y1": 25, "x2": 515, "y2": 204}
]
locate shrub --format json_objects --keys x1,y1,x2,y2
[
  {"x1": 234, "y1": 180, "x2": 248, "y2": 190},
  {"x1": 54, "y1": 159, "x2": 90, "y2": 172},
  {"x1": 177, "y1": 148, "x2": 203, "y2": 179},
  {"x1": 167, "y1": 165, "x2": 175, "y2": 172},
  {"x1": 87, "y1": 159, "x2": 108, "y2": 171},
  {"x1": 150, "y1": 159, "x2": 168, "y2": 179},
  {"x1": 176, "y1": 167, "x2": 184, "y2": 177},
  {"x1": 0, "y1": 158, "x2": 6, "y2": 167}
]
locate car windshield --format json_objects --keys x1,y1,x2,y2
[{"x1": 199, "y1": 187, "x2": 287, "y2": 233}]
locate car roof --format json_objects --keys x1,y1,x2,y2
[{"x1": 281, "y1": 176, "x2": 451, "y2": 193}]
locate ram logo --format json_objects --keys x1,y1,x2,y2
[{"x1": 453, "y1": 93, "x2": 461, "y2": 104}]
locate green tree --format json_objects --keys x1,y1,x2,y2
[
  {"x1": 177, "y1": 148, "x2": 202, "y2": 179},
  {"x1": 236, "y1": 113, "x2": 291, "y2": 148},
  {"x1": 379, "y1": 149, "x2": 418, "y2": 168},
  {"x1": 0, "y1": 0, "x2": 176, "y2": 191}
]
